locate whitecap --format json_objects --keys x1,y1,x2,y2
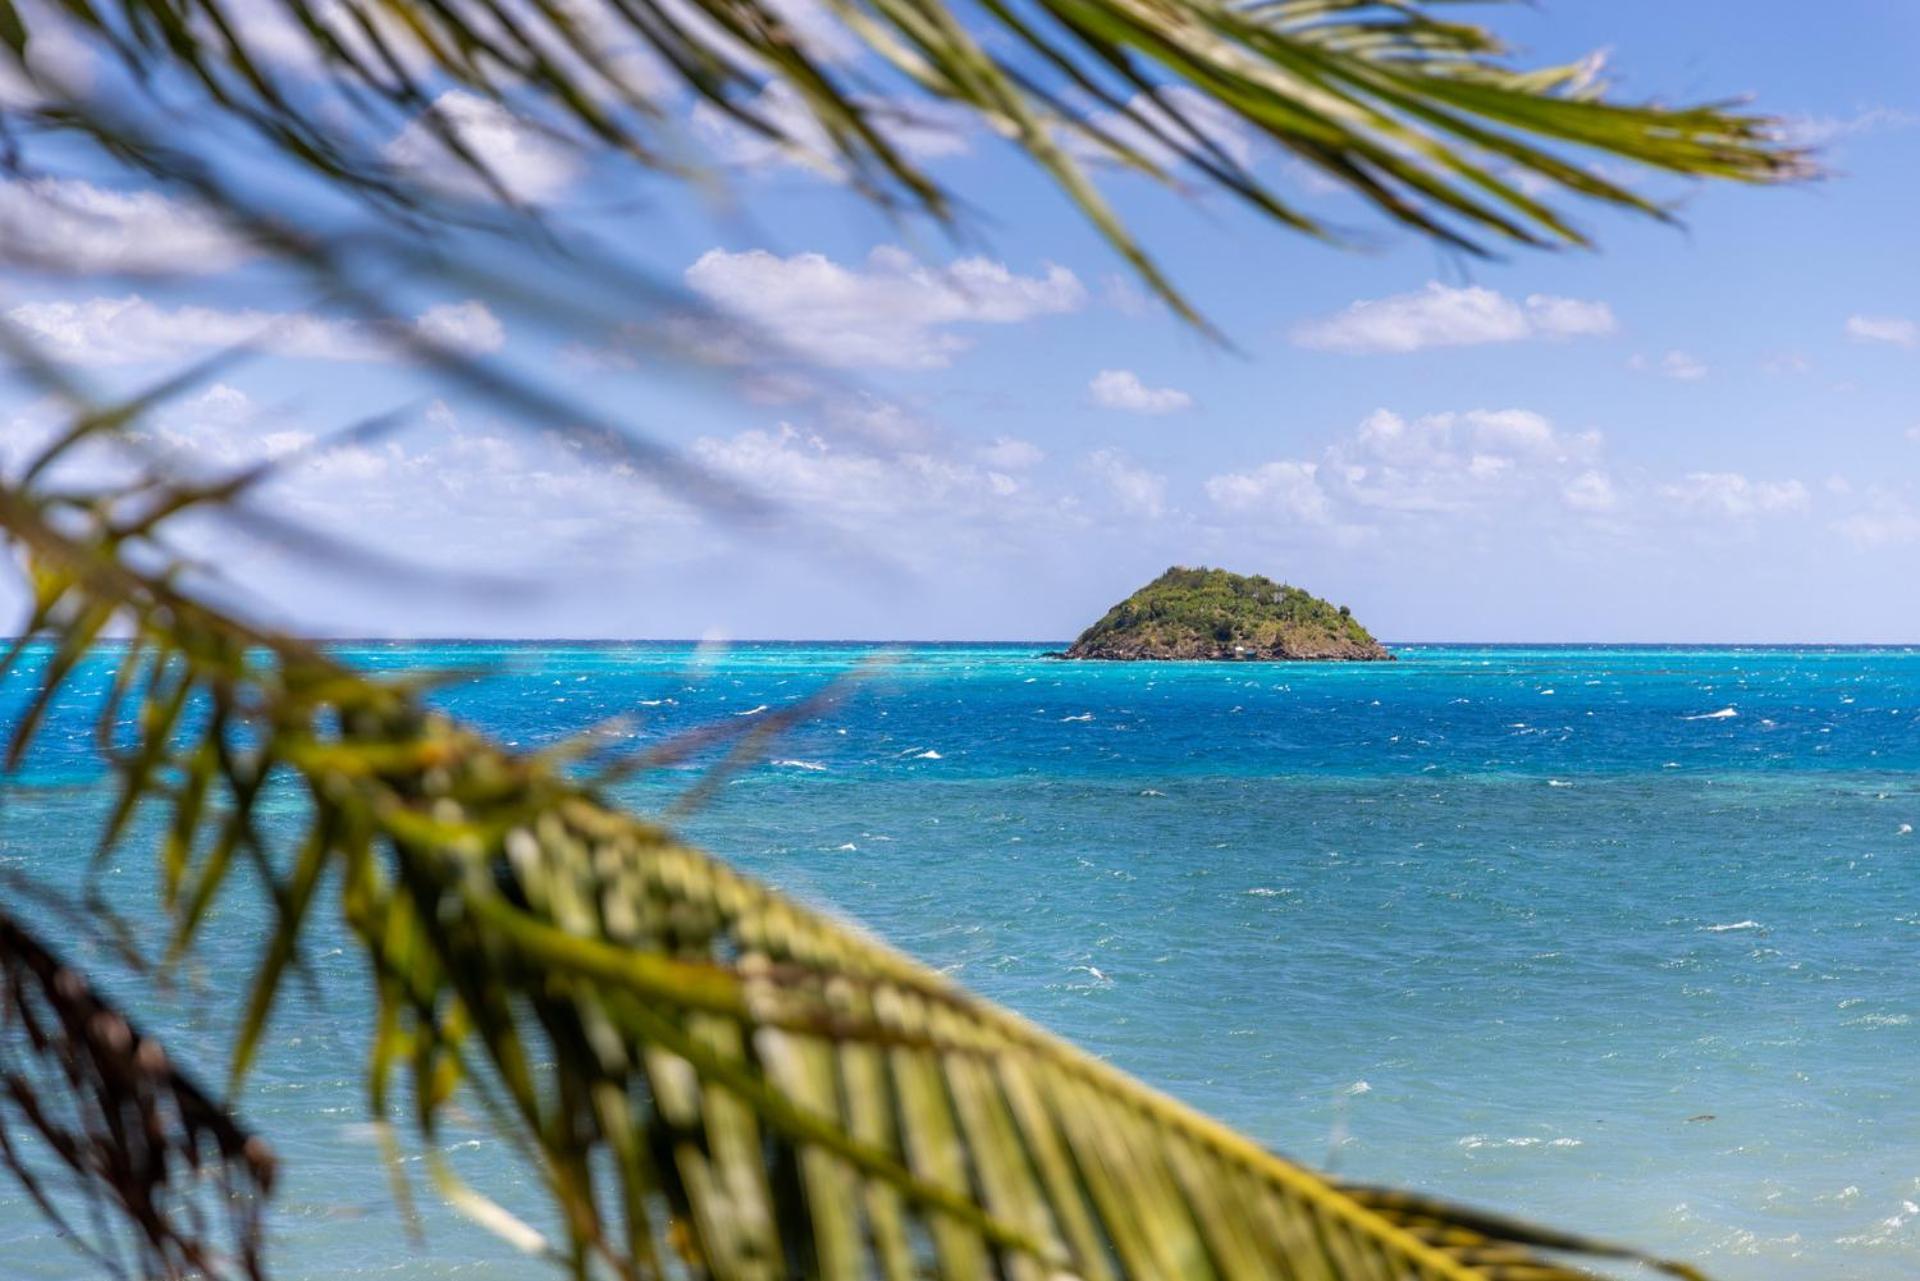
[
  {"x1": 1245, "y1": 887, "x2": 1288, "y2": 898},
  {"x1": 1683, "y1": 707, "x2": 1738, "y2": 720},
  {"x1": 1547, "y1": 779, "x2": 1574, "y2": 788},
  {"x1": 735, "y1": 704, "x2": 769, "y2": 716},
  {"x1": 833, "y1": 842, "x2": 857, "y2": 852},
  {"x1": 1702, "y1": 920, "x2": 1763, "y2": 932},
  {"x1": 1061, "y1": 713, "x2": 1094, "y2": 722},
  {"x1": 772, "y1": 759, "x2": 826, "y2": 772},
  {"x1": 1459, "y1": 1135, "x2": 1582, "y2": 1150},
  {"x1": 1341, "y1": 1080, "x2": 1371, "y2": 1096},
  {"x1": 913, "y1": 749, "x2": 943, "y2": 760}
]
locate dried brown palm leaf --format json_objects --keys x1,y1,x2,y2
[{"x1": 0, "y1": 910, "x2": 276, "y2": 1281}]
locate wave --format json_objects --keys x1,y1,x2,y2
[
  {"x1": 913, "y1": 749, "x2": 942, "y2": 760},
  {"x1": 1683, "y1": 707, "x2": 1738, "y2": 720},
  {"x1": 1061, "y1": 713, "x2": 1094, "y2": 722},
  {"x1": 1459, "y1": 1135, "x2": 1583, "y2": 1151},
  {"x1": 771, "y1": 759, "x2": 826, "y2": 771},
  {"x1": 1702, "y1": 919, "x2": 1763, "y2": 932}
]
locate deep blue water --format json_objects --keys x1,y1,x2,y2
[{"x1": 4, "y1": 643, "x2": 1919, "y2": 1278}]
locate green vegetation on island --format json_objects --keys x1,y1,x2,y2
[{"x1": 1061, "y1": 567, "x2": 1391, "y2": 661}]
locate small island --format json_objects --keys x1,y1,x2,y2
[{"x1": 1055, "y1": 566, "x2": 1392, "y2": 661}]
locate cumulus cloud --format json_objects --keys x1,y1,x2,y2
[
  {"x1": 415, "y1": 300, "x2": 507, "y2": 354},
  {"x1": 5, "y1": 295, "x2": 505, "y2": 365},
  {"x1": 1290, "y1": 283, "x2": 1616, "y2": 354},
  {"x1": 692, "y1": 423, "x2": 1025, "y2": 520},
  {"x1": 1085, "y1": 449, "x2": 1167, "y2": 519},
  {"x1": 682, "y1": 246, "x2": 1086, "y2": 369},
  {"x1": 692, "y1": 82, "x2": 969, "y2": 177},
  {"x1": 979, "y1": 437, "x2": 1045, "y2": 470},
  {"x1": 1785, "y1": 107, "x2": 1920, "y2": 146},
  {"x1": 385, "y1": 90, "x2": 583, "y2": 204},
  {"x1": 1088, "y1": 369, "x2": 1193, "y2": 415},
  {"x1": 0, "y1": 2, "x2": 94, "y2": 109},
  {"x1": 1833, "y1": 495, "x2": 1920, "y2": 548},
  {"x1": 1659, "y1": 472, "x2": 1810, "y2": 518},
  {"x1": 1204, "y1": 460, "x2": 1330, "y2": 523},
  {"x1": 1845, "y1": 314, "x2": 1918, "y2": 348},
  {"x1": 1631, "y1": 349, "x2": 1709, "y2": 381},
  {"x1": 1083, "y1": 86, "x2": 1259, "y2": 173},
  {"x1": 1204, "y1": 407, "x2": 1608, "y2": 536},
  {"x1": 1562, "y1": 469, "x2": 1619, "y2": 513},
  {"x1": 0, "y1": 178, "x2": 246, "y2": 275}
]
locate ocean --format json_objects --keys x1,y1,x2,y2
[{"x1": 3, "y1": 642, "x2": 1918, "y2": 1278}]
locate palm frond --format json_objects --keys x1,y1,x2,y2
[
  {"x1": 1, "y1": 0, "x2": 1811, "y2": 323},
  {"x1": 0, "y1": 909, "x2": 276, "y2": 1281},
  {"x1": 0, "y1": 429, "x2": 1713, "y2": 1281}
]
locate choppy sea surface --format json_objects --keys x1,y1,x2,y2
[{"x1": 4, "y1": 642, "x2": 1919, "y2": 1279}]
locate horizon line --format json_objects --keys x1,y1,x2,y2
[{"x1": 10, "y1": 637, "x2": 1920, "y2": 649}]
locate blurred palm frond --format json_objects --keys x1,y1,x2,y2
[
  {"x1": 1, "y1": 0, "x2": 1812, "y2": 325},
  {"x1": 0, "y1": 421, "x2": 1716, "y2": 1281},
  {"x1": 0, "y1": 910, "x2": 276, "y2": 1281}
]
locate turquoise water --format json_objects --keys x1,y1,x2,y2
[{"x1": 4, "y1": 643, "x2": 1919, "y2": 1278}]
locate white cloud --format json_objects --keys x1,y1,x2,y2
[
  {"x1": 5, "y1": 295, "x2": 504, "y2": 365},
  {"x1": 384, "y1": 90, "x2": 583, "y2": 204},
  {"x1": 682, "y1": 246, "x2": 1086, "y2": 369},
  {"x1": 416, "y1": 300, "x2": 506, "y2": 354},
  {"x1": 1204, "y1": 407, "x2": 1604, "y2": 532},
  {"x1": 1204, "y1": 460, "x2": 1331, "y2": 523},
  {"x1": 1785, "y1": 107, "x2": 1920, "y2": 146},
  {"x1": 1086, "y1": 449, "x2": 1166, "y2": 519},
  {"x1": 1845, "y1": 314, "x2": 1918, "y2": 348},
  {"x1": 1290, "y1": 283, "x2": 1616, "y2": 354},
  {"x1": 1631, "y1": 349, "x2": 1708, "y2": 381},
  {"x1": 692, "y1": 82, "x2": 969, "y2": 177},
  {"x1": 1833, "y1": 496, "x2": 1920, "y2": 548},
  {"x1": 1083, "y1": 86, "x2": 1258, "y2": 174},
  {"x1": 1562, "y1": 469, "x2": 1619, "y2": 513},
  {"x1": 979, "y1": 437, "x2": 1044, "y2": 470},
  {"x1": 1659, "y1": 472, "x2": 1809, "y2": 519},
  {"x1": 0, "y1": 2, "x2": 94, "y2": 109},
  {"x1": 688, "y1": 423, "x2": 1061, "y2": 549},
  {"x1": 0, "y1": 178, "x2": 246, "y2": 275},
  {"x1": 1088, "y1": 369, "x2": 1193, "y2": 415}
]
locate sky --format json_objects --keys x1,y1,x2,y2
[{"x1": 3, "y1": 1, "x2": 1918, "y2": 642}]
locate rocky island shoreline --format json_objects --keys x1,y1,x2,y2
[{"x1": 1050, "y1": 566, "x2": 1392, "y2": 661}]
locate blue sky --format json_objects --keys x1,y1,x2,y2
[{"x1": 3, "y1": 1, "x2": 1917, "y2": 641}]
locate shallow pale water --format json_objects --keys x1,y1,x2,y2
[{"x1": 3, "y1": 643, "x2": 1919, "y2": 1278}]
